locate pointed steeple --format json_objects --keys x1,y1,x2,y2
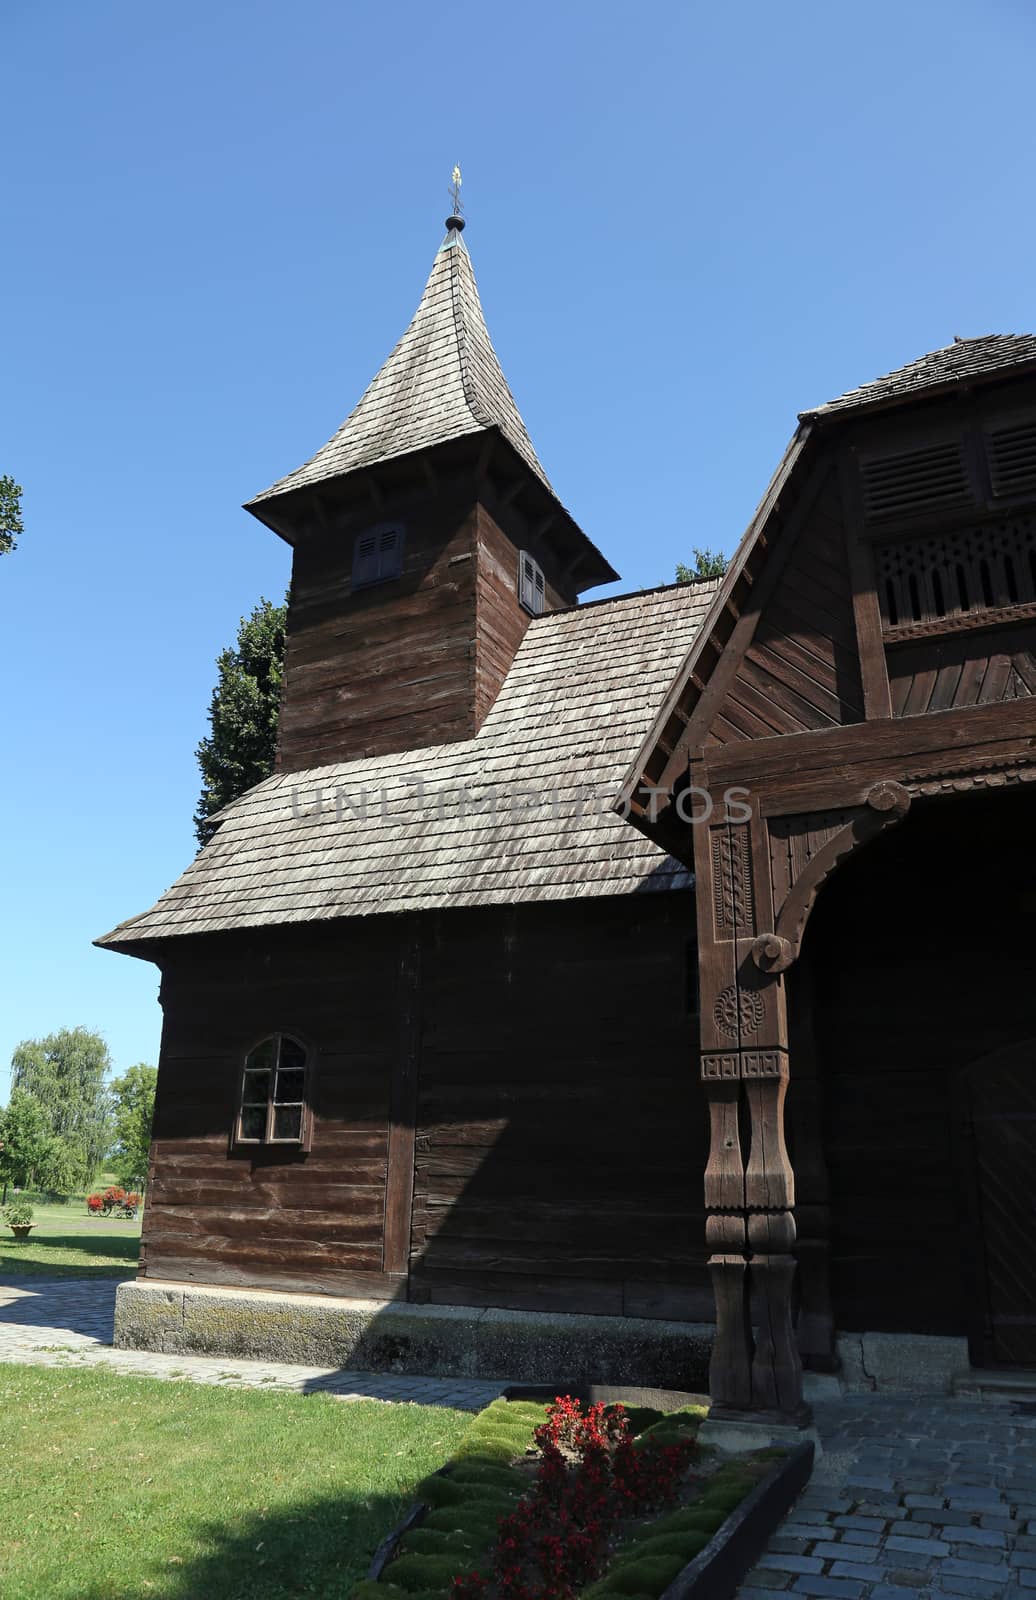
[{"x1": 248, "y1": 226, "x2": 556, "y2": 508}]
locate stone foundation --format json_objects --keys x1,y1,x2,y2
[
  {"x1": 115, "y1": 1280, "x2": 975, "y2": 1397},
  {"x1": 114, "y1": 1278, "x2": 714, "y2": 1389}
]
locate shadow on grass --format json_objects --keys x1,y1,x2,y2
[
  {"x1": 0, "y1": 1232, "x2": 139, "y2": 1279},
  {"x1": 76, "y1": 1486, "x2": 412, "y2": 1600}
]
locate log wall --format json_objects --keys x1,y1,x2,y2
[{"x1": 143, "y1": 892, "x2": 707, "y2": 1315}]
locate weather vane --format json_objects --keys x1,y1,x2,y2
[{"x1": 449, "y1": 164, "x2": 464, "y2": 219}]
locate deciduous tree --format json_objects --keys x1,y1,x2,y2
[
  {"x1": 10, "y1": 1028, "x2": 113, "y2": 1188},
  {"x1": 110, "y1": 1064, "x2": 157, "y2": 1189}
]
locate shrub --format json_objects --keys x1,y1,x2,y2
[{"x1": 3, "y1": 1201, "x2": 34, "y2": 1228}]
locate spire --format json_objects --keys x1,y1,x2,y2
[{"x1": 247, "y1": 214, "x2": 554, "y2": 508}]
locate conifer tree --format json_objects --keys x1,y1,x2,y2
[{"x1": 194, "y1": 597, "x2": 287, "y2": 845}]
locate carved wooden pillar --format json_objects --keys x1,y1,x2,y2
[{"x1": 695, "y1": 806, "x2": 806, "y2": 1420}]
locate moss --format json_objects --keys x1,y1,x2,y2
[
  {"x1": 643, "y1": 1504, "x2": 724, "y2": 1538},
  {"x1": 379, "y1": 1554, "x2": 468, "y2": 1593},
  {"x1": 594, "y1": 1553, "x2": 689, "y2": 1595},
  {"x1": 447, "y1": 1461, "x2": 526, "y2": 1494},
  {"x1": 422, "y1": 1505, "x2": 505, "y2": 1541},
  {"x1": 618, "y1": 1405, "x2": 664, "y2": 1436},
  {"x1": 612, "y1": 1531, "x2": 710, "y2": 1565},
  {"x1": 415, "y1": 1474, "x2": 516, "y2": 1512}
]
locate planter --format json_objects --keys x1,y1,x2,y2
[{"x1": 9, "y1": 1225, "x2": 33, "y2": 1239}]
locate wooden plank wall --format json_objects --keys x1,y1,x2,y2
[
  {"x1": 473, "y1": 508, "x2": 569, "y2": 728},
  {"x1": 409, "y1": 894, "x2": 709, "y2": 1320},
  {"x1": 887, "y1": 620, "x2": 1036, "y2": 716},
  {"x1": 800, "y1": 785, "x2": 1036, "y2": 1335},
  {"x1": 706, "y1": 475, "x2": 866, "y2": 745},
  {"x1": 277, "y1": 492, "x2": 479, "y2": 773},
  {"x1": 144, "y1": 893, "x2": 707, "y2": 1317},
  {"x1": 145, "y1": 920, "x2": 404, "y2": 1298}
]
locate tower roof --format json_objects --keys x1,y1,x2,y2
[{"x1": 248, "y1": 226, "x2": 556, "y2": 507}]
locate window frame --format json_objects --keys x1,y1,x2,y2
[
  {"x1": 233, "y1": 1033, "x2": 315, "y2": 1153},
  {"x1": 353, "y1": 522, "x2": 405, "y2": 589},
  {"x1": 518, "y1": 550, "x2": 546, "y2": 616}
]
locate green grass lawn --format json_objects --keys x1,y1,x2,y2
[
  {"x1": 0, "y1": 1364, "x2": 470, "y2": 1600},
  {"x1": 0, "y1": 1200, "x2": 140, "y2": 1278}
]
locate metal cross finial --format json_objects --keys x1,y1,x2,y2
[{"x1": 449, "y1": 164, "x2": 464, "y2": 218}]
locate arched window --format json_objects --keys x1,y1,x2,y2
[{"x1": 235, "y1": 1034, "x2": 312, "y2": 1149}]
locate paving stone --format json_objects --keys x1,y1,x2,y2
[
  {"x1": 809, "y1": 1543, "x2": 856, "y2": 1562},
  {"x1": 928, "y1": 1509, "x2": 981, "y2": 1529},
  {"x1": 837, "y1": 1529, "x2": 882, "y2": 1547},
  {"x1": 778, "y1": 1524, "x2": 830, "y2": 1541},
  {"x1": 769, "y1": 1538, "x2": 814, "y2": 1556},
  {"x1": 756, "y1": 1554, "x2": 825, "y2": 1576},
  {"x1": 942, "y1": 1557, "x2": 1011, "y2": 1582},
  {"x1": 826, "y1": 1559, "x2": 887, "y2": 1582},
  {"x1": 1015, "y1": 1573, "x2": 1036, "y2": 1591},
  {"x1": 892, "y1": 1518, "x2": 933, "y2": 1536},
  {"x1": 790, "y1": 1580, "x2": 866, "y2": 1600},
  {"x1": 934, "y1": 1577, "x2": 1013, "y2": 1598},
  {"x1": 744, "y1": 1569, "x2": 793, "y2": 1591},
  {"x1": 885, "y1": 1533, "x2": 951, "y2": 1558},
  {"x1": 833, "y1": 1515, "x2": 889, "y2": 1533},
  {"x1": 846, "y1": 1475, "x2": 897, "y2": 1492},
  {"x1": 870, "y1": 1588, "x2": 926, "y2": 1600},
  {"x1": 906, "y1": 1494, "x2": 947, "y2": 1509},
  {"x1": 1014, "y1": 1552, "x2": 1036, "y2": 1570},
  {"x1": 948, "y1": 1490, "x2": 1006, "y2": 1509},
  {"x1": 948, "y1": 1526, "x2": 1008, "y2": 1548}
]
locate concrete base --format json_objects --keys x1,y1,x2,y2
[
  {"x1": 836, "y1": 1331, "x2": 969, "y2": 1394},
  {"x1": 114, "y1": 1278, "x2": 713, "y2": 1389},
  {"x1": 698, "y1": 1416, "x2": 823, "y2": 1461}
]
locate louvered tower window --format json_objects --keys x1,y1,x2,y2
[
  {"x1": 986, "y1": 420, "x2": 1036, "y2": 500},
  {"x1": 353, "y1": 524, "x2": 404, "y2": 588},
  {"x1": 519, "y1": 552, "x2": 546, "y2": 616},
  {"x1": 859, "y1": 440, "x2": 972, "y2": 524}
]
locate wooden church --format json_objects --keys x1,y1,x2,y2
[{"x1": 99, "y1": 205, "x2": 1036, "y2": 1422}]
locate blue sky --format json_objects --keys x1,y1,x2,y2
[{"x1": 1, "y1": 0, "x2": 1034, "y2": 1095}]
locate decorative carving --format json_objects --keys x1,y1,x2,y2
[
  {"x1": 751, "y1": 933, "x2": 794, "y2": 974},
  {"x1": 701, "y1": 1052, "x2": 740, "y2": 1080},
  {"x1": 866, "y1": 780, "x2": 911, "y2": 816},
  {"x1": 875, "y1": 516, "x2": 1036, "y2": 636},
  {"x1": 711, "y1": 825, "x2": 755, "y2": 937},
  {"x1": 742, "y1": 1050, "x2": 788, "y2": 1080},
  {"x1": 713, "y1": 985, "x2": 765, "y2": 1041},
  {"x1": 902, "y1": 755, "x2": 1036, "y2": 797}
]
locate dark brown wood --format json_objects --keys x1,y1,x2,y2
[{"x1": 383, "y1": 920, "x2": 421, "y2": 1275}]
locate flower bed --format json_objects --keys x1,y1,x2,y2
[{"x1": 351, "y1": 1395, "x2": 804, "y2": 1600}]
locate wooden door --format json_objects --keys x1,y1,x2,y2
[{"x1": 964, "y1": 1040, "x2": 1036, "y2": 1367}]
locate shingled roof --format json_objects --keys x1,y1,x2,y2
[
  {"x1": 248, "y1": 226, "x2": 554, "y2": 506},
  {"x1": 804, "y1": 333, "x2": 1036, "y2": 419},
  {"x1": 98, "y1": 581, "x2": 719, "y2": 949}
]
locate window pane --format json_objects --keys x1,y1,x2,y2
[
  {"x1": 246, "y1": 1039, "x2": 275, "y2": 1071},
  {"x1": 243, "y1": 1068, "x2": 271, "y2": 1103},
  {"x1": 240, "y1": 1105, "x2": 265, "y2": 1140},
  {"x1": 275, "y1": 1068, "x2": 305, "y2": 1104},
  {"x1": 279, "y1": 1037, "x2": 306, "y2": 1071},
  {"x1": 273, "y1": 1105, "x2": 303, "y2": 1141}
]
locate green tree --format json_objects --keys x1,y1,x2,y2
[
  {"x1": 0, "y1": 475, "x2": 23, "y2": 555},
  {"x1": 0, "y1": 1089, "x2": 52, "y2": 1194},
  {"x1": 110, "y1": 1063, "x2": 157, "y2": 1189},
  {"x1": 676, "y1": 548, "x2": 728, "y2": 582},
  {"x1": 10, "y1": 1028, "x2": 113, "y2": 1189},
  {"x1": 194, "y1": 596, "x2": 287, "y2": 846}
]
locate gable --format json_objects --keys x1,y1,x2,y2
[{"x1": 623, "y1": 366, "x2": 1036, "y2": 836}]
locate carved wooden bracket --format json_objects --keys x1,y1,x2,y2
[{"x1": 751, "y1": 781, "x2": 910, "y2": 974}]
